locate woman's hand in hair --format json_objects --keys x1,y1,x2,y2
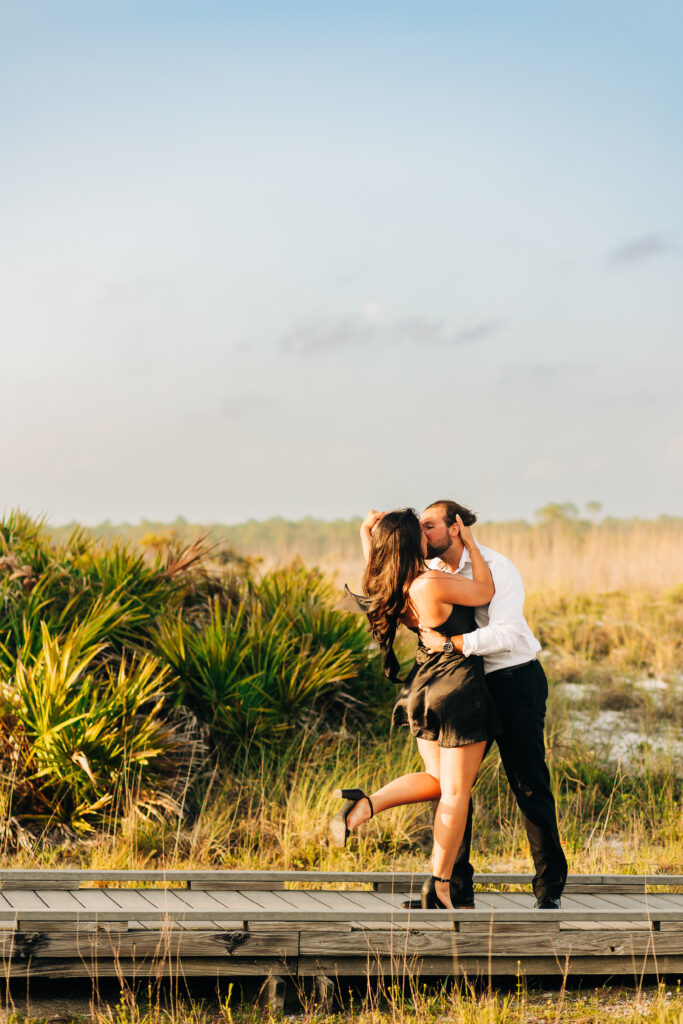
[
  {"x1": 360, "y1": 509, "x2": 386, "y2": 563},
  {"x1": 456, "y1": 513, "x2": 478, "y2": 552},
  {"x1": 361, "y1": 509, "x2": 386, "y2": 535}
]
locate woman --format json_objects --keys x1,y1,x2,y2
[{"x1": 330, "y1": 507, "x2": 500, "y2": 910}]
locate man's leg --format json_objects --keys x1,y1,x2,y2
[{"x1": 487, "y1": 660, "x2": 568, "y2": 901}]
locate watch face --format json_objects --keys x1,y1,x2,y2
[{"x1": 442, "y1": 640, "x2": 454, "y2": 653}]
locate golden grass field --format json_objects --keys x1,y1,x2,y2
[{"x1": 310, "y1": 519, "x2": 683, "y2": 595}]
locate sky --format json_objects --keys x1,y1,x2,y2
[{"x1": 1, "y1": 0, "x2": 682, "y2": 525}]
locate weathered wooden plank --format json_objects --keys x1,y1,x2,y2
[
  {"x1": 169, "y1": 889, "x2": 249, "y2": 929},
  {"x1": 136, "y1": 889, "x2": 195, "y2": 915},
  {"x1": 300, "y1": 889, "x2": 371, "y2": 912},
  {"x1": 249, "y1": 919, "x2": 352, "y2": 933},
  {"x1": 192, "y1": 890, "x2": 267, "y2": 915},
  {"x1": 2, "y1": 906, "x2": 683, "y2": 924},
  {"x1": 72, "y1": 889, "x2": 127, "y2": 914},
  {"x1": 184, "y1": 920, "x2": 250, "y2": 931},
  {"x1": 374, "y1": 880, "x2": 421, "y2": 894},
  {"x1": 189, "y1": 880, "x2": 285, "y2": 891},
  {"x1": 562, "y1": 920, "x2": 653, "y2": 932},
  {"x1": 17, "y1": 920, "x2": 128, "y2": 934},
  {"x1": 0, "y1": 879, "x2": 76, "y2": 891},
  {"x1": 618, "y1": 893, "x2": 683, "y2": 910},
  {"x1": 324, "y1": 890, "x2": 410, "y2": 913},
  {"x1": 340, "y1": 888, "x2": 454, "y2": 932},
  {"x1": 100, "y1": 889, "x2": 159, "y2": 914},
  {"x1": 300, "y1": 928, "x2": 459, "y2": 957},
  {"x1": 163, "y1": 889, "x2": 233, "y2": 913},
  {"x1": 367, "y1": 890, "x2": 447, "y2": 930},
  {"x1": 0, "y1": 957, "x2": 294, "y2": 979},
  {"x1": 564, "y1": 893, "x2": 664, "y2": 930},
  {"x1": 458, "y1": 920, "x2": 559, "y2": 936},
  {"x1": 570, "y1": 893, "x2": 645, "y2": 912},
  {"x1": 0, "y1": 869, "x2": 682, "y2": 890},
  {"x1": 280, "y1": 888, "x2": 383, "y2": 929},
  {"x1": 243, "y1": 889, "x2": 322, "y2": 913},
  {"x1": 564, "y1": 879, "x2": 645, "y2": 894},
  {"x1": 4, "y1": 949, "x2": 681, "y2": 980},
  {"x1": 1, "y1": 891, "x2": 46, "y2": 912},
  {"x1": 475, "y1": 893, "x2": 534, "y2": 910},
  {"x1": 15, "y1": 928, "x2": 297, "y2": 959},
  {"x1": 298, "y1": 953, "x2": 683, "y2": 978},
  {"x1": 31, "y1": 890, "x2": 87, "y2": 913},
  {"x1": 301, "y1": 928, "x2": 683, "y2": 958},
  {"x1": 300, "y1": 888, "x2": 418, "y2": 932}
]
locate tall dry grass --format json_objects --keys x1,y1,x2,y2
[
  {"x1": 326, "y1": 521, "x2": 683, "y2": 595},
  {"x1": 77, "y1": 976, "x2": 683, "y2": 1024}
]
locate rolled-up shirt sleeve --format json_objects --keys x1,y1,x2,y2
[{"x1": 460, "y1": 560, "x2": 535, "y2": 657}]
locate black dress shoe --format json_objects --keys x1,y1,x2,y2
[{"x1": 534, "y1": 897, "x2": 561, "y2": 909}]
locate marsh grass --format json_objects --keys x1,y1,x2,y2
[
  {"x1": 15, "y1": 974, "x2": 683, "y2": 1024},
  {"x1": 2, "y1": 723, "x2": 682, "y2": 879}
]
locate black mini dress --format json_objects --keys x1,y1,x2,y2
[{"x1": 393, "y1": 604, "x2": 501, "y2": 749}]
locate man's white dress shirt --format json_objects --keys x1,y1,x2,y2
[{"x1": 428, "y1": 543, "x2": 541, "y2": 674}]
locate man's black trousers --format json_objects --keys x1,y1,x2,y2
[{"x1": 450, "y1": 658, "x2": 568, "y2": 903}]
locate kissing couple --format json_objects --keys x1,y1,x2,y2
[{"x1": 331, "y1": 499, "x2": 567, "y2": 911}]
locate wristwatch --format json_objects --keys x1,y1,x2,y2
[{"x1": 442, "y1": 639, "x2": 454, "y2": 653}]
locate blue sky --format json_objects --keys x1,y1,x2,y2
[{"x1": 1, "y1": 1, "x2": 681, "y2": 524}]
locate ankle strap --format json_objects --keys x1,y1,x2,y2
[{"x1": 432, "y1": 875, "x2": 451, "y2": 884}]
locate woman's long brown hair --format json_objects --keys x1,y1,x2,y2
[{"x1": 362, "y1": 508, "x2": 424, "y2": 650}]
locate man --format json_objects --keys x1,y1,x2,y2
[{"x1": 415, "y1": 499, "x2": 567, "y2": 910}]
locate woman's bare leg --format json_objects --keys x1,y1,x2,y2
[
  {"x1": 345, "y1": 738, "x2": 442, "y2": 830},
  {"x1": 432, "y1": 741, "x2": 486, "y2": 909}
]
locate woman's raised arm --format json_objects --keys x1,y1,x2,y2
[{"x1": 360, "y1": 508, "x2": 386, "y2": 563}]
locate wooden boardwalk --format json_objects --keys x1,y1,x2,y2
[{"x1": 1, "y1": 869, "x2": 683, "y2": 1000}]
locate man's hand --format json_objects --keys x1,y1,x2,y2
[{"x1": 418, "y1": 624, "x2": 464, "y2": 653}]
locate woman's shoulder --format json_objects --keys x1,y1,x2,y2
[
  {"x1": 412, "y1": 568, "x2": 452, "y2": 584},
  {"x1": 409, "y1": 569, "x2": 448, "y2": 594}
]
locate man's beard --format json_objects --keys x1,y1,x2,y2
[{"x1": 426, "y1": 538, "x2": 450, "y2": 559}]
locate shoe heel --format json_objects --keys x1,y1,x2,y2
[
  {"x1": 421, "y1": 876, "x2": 451, "y2": 910},
  {"x1": 330, "y1": 788, "x2": 373, "y2": 848},
  {"x1": 330, "y1": 807, "x2": 351, "y2": 847}
]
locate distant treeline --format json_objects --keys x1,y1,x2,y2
[{"x1": 47, "y1": 508, "x2": 683, "y2": 592}]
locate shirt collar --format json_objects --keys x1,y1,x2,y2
[{"x1": 433, "y1": 546, "x2": 470, "y2": 574}]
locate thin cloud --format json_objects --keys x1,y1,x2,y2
[
  {"x1": 608, "y1": 234, "x2": 675, "y2": 266},
  {"x1": 497, "y1": 362, "x2": 596, "y2": 388},
  {"x1": 221, "y1": 394, "x2": 278, "y2": 420},
  {"x1": 282, "y1": 315, "x2": 375, "y2": 354},
  {"x1": 452, "y1": 320, "x2": 503, "y2": 345},
  {"x1": 282, "y1": 312, "x2": 503, "y2": 355}
]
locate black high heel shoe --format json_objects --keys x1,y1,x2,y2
[
  {"x1": 421, "y1": 875, "x2": 454, "y2": 909},
  {"x1": 330, "y1": 788, "x2": 374, "y2": 847}
]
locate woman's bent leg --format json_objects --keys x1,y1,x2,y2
[
  {"x1": 432, "y1": 741, "x2": 486, "y2": 908},
  {"x1": 345, "y1": 739, "x2": 442, "y2": 830}
]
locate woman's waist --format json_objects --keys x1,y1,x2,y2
[{"x1": 415, "y1": 644, "x2": 474, "y2": 665}]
